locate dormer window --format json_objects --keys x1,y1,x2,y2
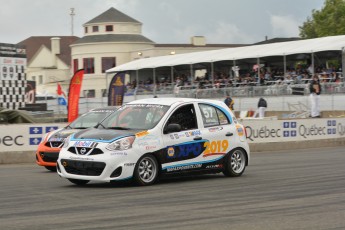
[
  {"x1": 106, "y1": 25, "x2": 113, "y2": 32},
  {"x1": 92, "y1": 26, "x2": 99, "y2": 32},
  {"x1": 85, "y1": 27, "x2": 88, "y2": 33}
]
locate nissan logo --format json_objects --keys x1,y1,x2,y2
[{"x1": 80, "y1": 148, "x2": 87, "y2": 155}]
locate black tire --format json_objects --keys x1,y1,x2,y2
[
  {"x1": 133, "y1": 155, "x2": 159, "y2": 186},
  {"x1": 223, "y1": 148, "x2": 247, "y2": 177},
  {"x1": 44, "y1": 166, "x2": 57, "y2": 172},
  {"x1": 67, "y1": 178, "x2": 90, "y2": 185}
]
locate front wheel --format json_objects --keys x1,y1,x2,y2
[
  {"x1": 67, "y1": 178, "x2": 90, "y2": 185},
  {"x1": 223, "y1": 148, "x2": 247, "y2": 177},
  {"x1": 134, "y1": 155, "x2": 159, "y2": 186}
]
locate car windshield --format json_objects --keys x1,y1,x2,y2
[
  {"x1": 101, "y1": 104, "x2": 170, "y2": 130},
  {"x1": 69, "y1": 110, "x2": 114, "y2": 129}
]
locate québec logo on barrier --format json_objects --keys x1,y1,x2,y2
[{"x1": 29, "y1": 126, "x2": 58, "y2": 146}]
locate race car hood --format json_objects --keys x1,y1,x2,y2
[
  {"x1": 72, "y1": 128, "x2": 139, "y2": 141},
  {"x1": 48, "y1": 128, "x2": 83, "y2": 141}
]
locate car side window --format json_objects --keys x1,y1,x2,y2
[
  {"x1": 166, "y1": 104, "x2": 197, "y2": 130},
  {"x1": 199, "y1": 104, "x2": 229, "y2": 127}
]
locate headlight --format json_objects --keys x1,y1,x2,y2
[
  {"x1": 106, "y1": 136, "x2": 135, "y2": 151},
  {"x1": 62, "y1": 136, "x2": 71, "y2": 148}
]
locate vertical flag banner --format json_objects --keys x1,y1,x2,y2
[
  {"x1": 57, "y1": 83, "x2": 67, "y2": 106},
  {"x1": 108, "y1": 72, "x2": 126, "y2": 106},
  {"x1": 68, "y1": 69, "x2": 84, "y2": 122}
]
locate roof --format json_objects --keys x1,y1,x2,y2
[
  {"x1": 127, "y1": 97, "x2": 225, "y2": 107},
  {"x1": 107, "y1": 35, "x2": 345, "y2": 72},
  {"x1": 73, "y1": 34, "x2": 154, "y2": 44},
  {"x1": 17, "y1": 36, "x2": 79, "y2": 65},
  {"x1": 254, "y1": 37, "x2": 302, "y2": 45},
  {"x1": 154, "y1": 44, "x2": 247, "y2": 48},
  {"x1": 85, "y1": 7, "x2": 140, "y2": 24}
]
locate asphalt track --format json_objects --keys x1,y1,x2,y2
[{"x1": 0, "y1": 147, "x2": 344, "y2": 230}]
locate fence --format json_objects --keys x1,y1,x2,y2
[{"x1": 24, "y1": 82, "x2": 345, "y2": 120}]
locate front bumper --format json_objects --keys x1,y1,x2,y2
[
  {"x1": 57, "y1": 149, "x2": 137, "y2": 182},
  {"x1": 36, "y1": 142, "x2": 60, "y2": 167}
]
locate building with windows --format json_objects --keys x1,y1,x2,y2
[
  {"x1": 18, "y1": 36, "x2": 79, "y2": 96},
  {"x1": 17, "y1": 7, "x2": 245, "y2": 98},
  {"x1": 71, "y1": 7, "x2": 244, "y2": 98}
]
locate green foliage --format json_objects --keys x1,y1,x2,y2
[{"x1": 299, "y1": 0, "x2": 345, "y2": 38}]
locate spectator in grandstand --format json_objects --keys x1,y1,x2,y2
[
  {"x1": 224, "y1": 94, "x2": 234, "y2": 111},
  {"x1": 253, "y1": 97, "x2": 267, "y2": 118},
  {"x1": 309, "y1": 75, "x2": 321, "y2": 118}
]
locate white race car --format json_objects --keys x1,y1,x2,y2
[{"x1": 57, "y1": 98, "x2": 250, "y2": 186}]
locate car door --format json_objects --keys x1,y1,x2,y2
[
  {"x1": 161, "y1": 103, "x2": 206, "y2": 173},
  {"x1": 196, "y1": 103, "x2": 238, "y2": 168}
]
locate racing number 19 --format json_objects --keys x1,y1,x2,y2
[{"x1": 203, "y1": 140, "x2": 229, "y2": 155}]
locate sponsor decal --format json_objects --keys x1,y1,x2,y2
[
  {"x1": 236, "y1": 124, "x2": 244, "y2": 136},
  {"x1": 69, "y1": 156, "x2": 94, "y2": 161},
  {"x1": 208, "y1": 127, "x2": 223, "y2": 132},
  {"x1": 48, "y1": 137, "x2": 65, "y2": 142},
  {"x1": 73, "y1": 141, "x2": 97, "y2": 148},
  {"x1": 206, "y1": 164, "x2": 223, "y2": 169},
  {"x1": 135, "y1": 130, "x2": 149, "y2": 138},
  {"x1": 170, "y1": 134, "x2": 174, "y2": 139},
  {"x1": 167, "y1": 142, "x2": 203, "y2": 159},
  {"x1": 203, "y1": 140, "x2": 229, "y2": 157},
  {"x1": 167, "y1": 147, "x2": 175, "y2": 157},
  {"x1": 145, "y1": 146, "x2": 157, "y2": 150},
  {"x1": 124, "y1": 163, "x2": 135, "y2": 167},
  {"x1": 185, "y1": 130, "x2": 201, "y2": 137},
  {"x1": 137, "y1": 134, "x2": 160, "y2": 148},
  {"x1": 166, "y1": 164, "x2": 202, "y2": 172},
  {"x1": 110, "y1": 152, "x2": 128, "y2": 156}
]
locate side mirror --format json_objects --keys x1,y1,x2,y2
[{"x1": 164, "y1": 123, "x2": 182, "y2": 134}]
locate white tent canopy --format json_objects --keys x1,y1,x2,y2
[{"x1": 107, "y1": 35, "x2": 345, "y2": 73}]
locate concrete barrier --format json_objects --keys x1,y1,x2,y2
[{"x1": 1, "y1": 118, "x2": 345, "y2": 164}]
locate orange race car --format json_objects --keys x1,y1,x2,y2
[{"x1": 36, "y1": 106, "x2": 117, "y2": 171}]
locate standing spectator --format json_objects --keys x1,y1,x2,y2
[
  {"x1": 309, "y1": 75, "x2": 321, "y2": 118},
  {"x1": 253, "y1": 98, "x2": 267, "y2": 118},
  {"x1": 224, "y1": 94, "x2": 234, "y2": 111}
]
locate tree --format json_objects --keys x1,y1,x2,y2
[{"x1": 299, "y1": 0, "x2": 345, "y2": 38}]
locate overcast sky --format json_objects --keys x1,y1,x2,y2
[{"x1": 0, "y1": 0, "x2": 325, "y2": 44}]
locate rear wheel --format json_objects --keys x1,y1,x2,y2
[
  {"x1": 44, "y1": 166, "x2": 56, "y2": 172},
  {"x1": 67, "y1": 178, "x2": 90, "y2": 185},
  {"x1": 134, "y1": 155, "x2": 159, "y2": 186},
  {"x1": 223, "y1": 148, "x2": 247, "y2": 177}
]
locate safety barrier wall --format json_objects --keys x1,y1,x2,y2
[{"x1": 1, "y1": 118, "x2": 345, "y2": 163}]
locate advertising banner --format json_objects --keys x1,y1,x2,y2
[
  {"x1": 108, "y1": 72, "x2": 126, "y2": 106},
  {"x1": 67, "y1": 69, "x2": 84, "y2": 122},
  {"x1": 1, "y1": 119, "x2": 345, "y2": 153},
  {"x1": 242, "y1": 118, "x2": 345, "y2": 143},
  {"x1": 0, "y1": 124, "x2": 66, "y2": 152}
]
